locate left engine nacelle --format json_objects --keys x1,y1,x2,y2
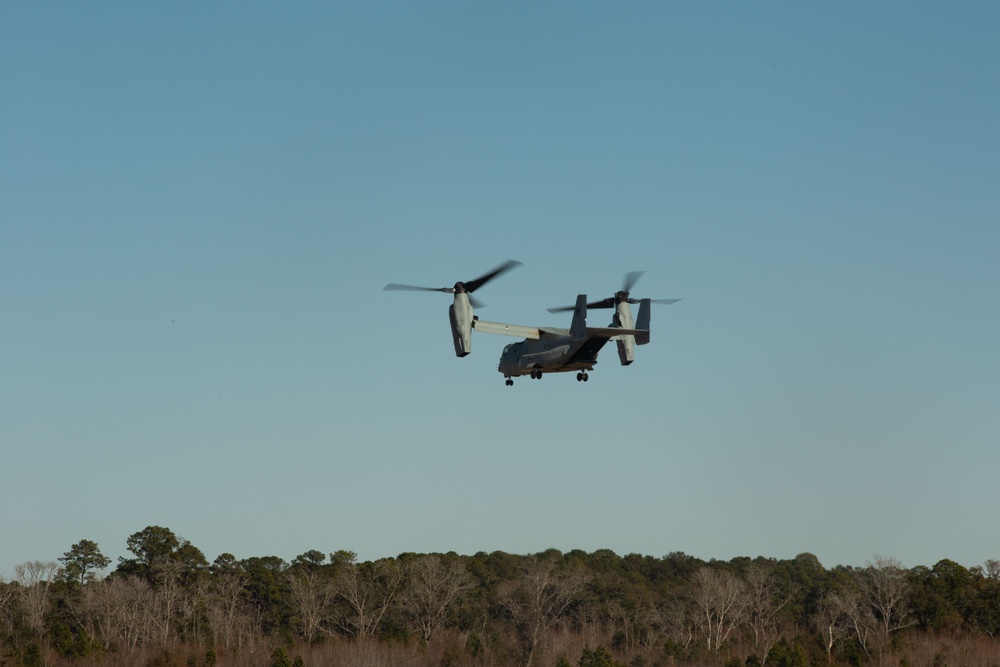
[{"x1": 449, "y1": 293, "x2": 474, "y2": 357}]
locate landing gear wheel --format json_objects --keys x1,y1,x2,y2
[
  {"x1": 505, "y1": 378, "x2": 513, "y2": 386},
  {"x1": 582, "y1": 372, "x2": 589, "y2": 382},
  {"x1": 576, "y1": 372, "x2": 583, "y2": 382}
]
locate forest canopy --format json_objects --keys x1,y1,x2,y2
[{"x1": 2, "y1": 526, "x2": 998, "y2": 667}]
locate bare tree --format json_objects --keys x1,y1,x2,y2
[
  {"x1": 596, "y1": 582, "x2": 656, "y2": 661},
  {"x1": 742, "y1": 563, "x2": 794, "y2": 665},
  {"x1": 817, "y1": 589, "x2": 853, "y2": 664},
  {"x1": 206, "y1": 553, "x2": 262, "y2": 653},
  {"x1": 497, "y1": 554, "x2": 588, "y2": 667},
  {"x1": 149, "y1": 557, "x2": 186, "y2": 645},
  {"x1": 15, "y1": 560, "x2": 59, "y2": 640},
  {"x1": 654, "y1": 596, "x2": 698, "y2": 653},
  {"x1": 287, "y1": 566, "x2": 337, "y2": 642},
  {"x1": 825, "y1": 583, "x2": 876, "y2": 658},
  {"x1": 334, "y1": 557, "x2": 404, "y2": 637},
  {"x1": 819, "y1": 558, "x2": 912, "y2": 666},
  {"x1": 81, "y1": 575, "x2": 155, "y2": 653},
  {"x1": 859, "y1": 556, "x2": 913, "y2": 664},
  {"x1": 0, "y1": 576, "x2": 14, "y2": 627},
  {"x1": 399, "y1": 553, "x2": 474, "y2": 642},
  {"x1": 690, "y1": 566, "x2": 746, "y2": 653}
]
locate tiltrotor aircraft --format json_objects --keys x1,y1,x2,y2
[{"x1": 384, "y1": 262, "x2": 679, "y2": 386}]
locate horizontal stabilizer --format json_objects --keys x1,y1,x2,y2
[{"x1": 473, "y1": 320, "x2": 541, "y2": 340}]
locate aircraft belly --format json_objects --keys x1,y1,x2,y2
[
  {"x1": 497, "y1": 344, "x2": 572, "y2": 376},
  {"x1": 498, "y1": 331, "x2": 617, "y2": 377}
]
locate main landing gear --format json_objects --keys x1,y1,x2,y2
[
  {"x1": 506, "y1": 368, "x2": 544, "y2": 386},
  {"x1": 505, "y1": 369, "x2": 590, "y2": 385}
]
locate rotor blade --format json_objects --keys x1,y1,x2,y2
[
  {"x1": 623, "y1": 270, "x2": 646, "y2": 294},
  {"x1": 469, "y1": 295, "x2": 486, "y2": 309},
  {"x1": 626, "y1": 297, "x2": 682, "y2": 306},
  {"x1": 586, "y1": 297, "x2": 616, "y2": 309},
  {"x1": 547, "y1": 297, "x2": 616, "y2": 313},
  {"x1": 463, "y1": 259, "x2": 522, "y2": 293},
  {"x1": 383, "y1": 283, "x2": 454, "y2": 294}
]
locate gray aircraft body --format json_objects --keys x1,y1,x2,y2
[
  {"x1": 384, "y1": 262, "x2": 678, "y2": 386},
  {"x1": 475, "y1": 294, "x2": 651, "y2": 385}
]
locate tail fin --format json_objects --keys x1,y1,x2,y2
[
  {"x1": 635, "y1": 298, "x2": 651, "y2": 345},
  {"x1": 570, "y1": 294, "x2": 587, "y2": 339}
]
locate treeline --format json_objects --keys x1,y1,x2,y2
[{"x1": 2, "y1": 527, "x2": 999, "y2": 667}]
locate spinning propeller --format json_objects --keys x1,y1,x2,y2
[
  {"x1": 383, "y1": 259, "x2": 522, "y2": 308},
  {"x1": 547, "y1": 271, "x2": 681, "y2": 313}
]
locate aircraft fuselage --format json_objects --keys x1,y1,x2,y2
[{"x1": 498, "y1": 334, "x2": 606, "y2": 377}]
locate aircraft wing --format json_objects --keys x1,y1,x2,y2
[
  {"x1": 585, "y1": 326, "x2": 647, "y2": 340},
  {"x1": 472, "y1": 319, "x2": 541, "y2": 339},
  {"x1": 472, "y1": 320, "x2": 645, "y2": 342}
]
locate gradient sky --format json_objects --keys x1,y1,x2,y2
[{"x1": 2, "y1": 2, "x2": 998, "y2": 580}]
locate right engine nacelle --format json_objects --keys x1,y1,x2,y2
[{"x1": 615, "y1": 300, "x2": 635, "y2": 365}]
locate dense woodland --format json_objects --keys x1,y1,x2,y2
[{"x1": 2, "y1": 527, "x2": 999, "y2": 667}]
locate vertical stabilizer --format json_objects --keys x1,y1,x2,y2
[
  {"x1": 635, "y1": 298, "x2": 651, "y2": 345},
  {"x1": 570, "y1": 294, "x2": 587, "y2": 339}
]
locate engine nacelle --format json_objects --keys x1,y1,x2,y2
[
  {"x1": 615, "y1": 300, "x2": 636, "y2": 366},
  {"x1": 449, "y1": 292, "x2": 474, "y2": 357},
  {"x1": 616, "y1": 336, "x2": 635, "y2": 366},
  {"x1": 614, "y1": 298, "x2": 650, "y2": 365}
]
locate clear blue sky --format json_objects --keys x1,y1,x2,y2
[{"x1": 2, "y1": 2, "x2": 998, "y2": 579}]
